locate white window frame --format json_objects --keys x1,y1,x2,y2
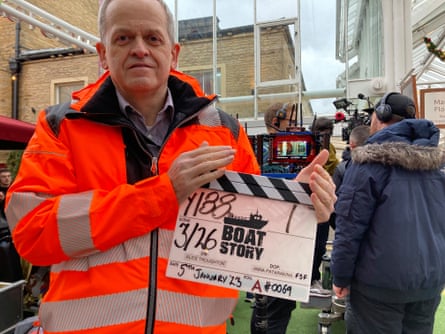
[{"x1": 50, "y1": 77, "x2": 88, "y2": 105}]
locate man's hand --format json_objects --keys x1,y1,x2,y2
[
  {"x1": 168, "y1": 142, "x2": 235, "y2": 204},
  {"x1": 295, "y1": 149, "x2": 336, "y2": 222},
  {"x1": 333, "y1": 284, "x2": 349, "y2": 298}
]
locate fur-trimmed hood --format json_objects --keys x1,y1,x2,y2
[
  {"x1": 351, "y1": 119, "x2": 445, "y2": 171},
  {"x1": 352, "y1": 142, "x2": 445, "y2": 171}
]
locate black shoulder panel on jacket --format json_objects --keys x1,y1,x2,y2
[
  {"x1": 45, "y1": 102, "x2": 75, "y2": 137},
  {"x1": 217, "y1": 109, "x2": 240, "y2": 141}
]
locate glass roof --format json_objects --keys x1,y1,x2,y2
[
  {"x1": 412, "y1": 0, "x2": 445, "y2": 88},
  {"x1": 336, "y1": 0, "x2": 360, "y2": 62},
  {"x1": 338, "y1": 0, "x2": 445, "y2": 88}
]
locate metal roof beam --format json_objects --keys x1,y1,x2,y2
[
  {"x1": 412, "y1": 2, "x2": 445, "y2": 47},
  {"x1": 0, "y1": 0, "x2": 98, "y2": 53}
]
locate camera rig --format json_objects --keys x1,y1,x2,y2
[
  {"x1": 248, "y1": 122, "x2": 330, "y2": 179},
  {"x1": 333, "y1": 94, "x2": 372, "y2": 143}
]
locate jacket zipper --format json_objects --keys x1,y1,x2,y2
[
  {"x1": 145, "y1": 155, "x2": 159, "y2": 334},
  {"x1": 144, "y1": 101, "x2": 215, "y2": 334},
  {"x1": 150, "y1": 157, "x2": 158, "y2": 176}
]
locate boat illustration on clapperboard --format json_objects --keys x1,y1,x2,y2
[{"x1": 223, "y1": 210, "x2": 268, "y2": 229}]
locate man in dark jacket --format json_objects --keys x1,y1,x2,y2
[
  {"x1": 331, "y1": 92, "x2": 445, "y2": 334},
  {"x1": 330, "y1": 125, "x2": 369, "y2": 230},
  {"x1": 0, "y1": 168, "x2": 12, "y2": 219},
  {"x1": 332, "y1": 125, "x2": 370, "y2": 192}
]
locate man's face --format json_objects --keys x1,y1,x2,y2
[
  {"x1": 271, "y1": 105, "x2": 293, "y2": 133},
  {"x1": 0, "y1": 172, "x2": 11, "y2": 187},
  {"x1": 278, "y1": 112, "x2": 292, "y2": 132},
  {"x1": 96, "y1": 0, "x2": 180, "y2": 99}
]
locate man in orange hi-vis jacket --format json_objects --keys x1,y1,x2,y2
[{"x1": 5, "y1": 0, "x2": 336, "y2": 333}]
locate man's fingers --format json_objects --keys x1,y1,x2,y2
[
  {"x1": 196, "y1": 168, "x2": 227, "y2": 185},
  {"x1": 171, "y1": 145, "x2": 235, "y2": 174},
  {"x1": 308, "y1": 165, "x2": 336, "y2": 222},
  {"x1": 295, "y1": 149, "x2": 329, "y2": 183},
  {"x1": 168, "y1": 144, "x2": 236, "y2": 204},
  {"x1": 193, "y1": 148, "x2": 236, "y2": 177},
  {"x1": 311, "y1": 149, "x2": 329, "y2": 167}
]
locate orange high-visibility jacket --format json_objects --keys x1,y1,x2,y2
[{"x1": 6, "y1": 70, "x2": 260, "y2": 334}]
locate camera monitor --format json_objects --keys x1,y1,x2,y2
[{"x1": 269, "y1": 132, "x2": 317, "y2": 164}]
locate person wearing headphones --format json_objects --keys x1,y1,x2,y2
[
  {"x1": 331, "y1": 92, "x2": 445, "y2": 334},
  {"x1": 250, "y1": 103, "x2": 332, "y2": 334},
  {"x1": 251, "y1": 102, "x2": 298, "y2": 334}
]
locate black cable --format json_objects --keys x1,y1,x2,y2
[
  {"x1": 144, "y1": 229, "x2": 158, "y2": 334},
  {"x1": 289, "y1": 104, "x2": 296, "y2": 127},
  {"x1": 266, "y1": 122, "x2": 281, "y2": 132}
]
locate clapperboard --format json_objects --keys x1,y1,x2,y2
[
  {"x1": 206, "y1": 171, "x2": 313, "y2": 207},
  {"x1": 167, "y1": 170, "x2": 317, "y2": 301}
]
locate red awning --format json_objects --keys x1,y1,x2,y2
[{"x1": 0, "y1": 115, "x2": 35, "y2": 150}]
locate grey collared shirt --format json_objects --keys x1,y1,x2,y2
[{"x1": 116, "y1": 89, "x2": 174, "y2": 152}]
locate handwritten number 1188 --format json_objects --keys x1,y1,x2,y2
[{"x1": 183, "y1": 190, "x2": 236, "y2": 219}]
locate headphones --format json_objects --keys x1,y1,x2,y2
[
  {"x1": 375, "y1": 92, "x2": 397, "y2": 122},
  {"x1": 274, "y1": 103, "x2": 288, "y2": 127},
  {"x1": 276, "y1": 103, "x2": 288, "y2": 120}
]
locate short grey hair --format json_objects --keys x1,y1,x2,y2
[{"x1": 98, "y1": 0, "x2": 175, "y2": 44}]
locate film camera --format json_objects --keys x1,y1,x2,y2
[
  {"x1": 333, "y1": 94, "x2": 372, "y2": 143},
  {"x1": 248, "y1": 105, "x2": 330, "y2": 179}
]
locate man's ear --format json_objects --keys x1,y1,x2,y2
[
  {"x1": 273, "y1": 117, "x2": 280, "y2": 127},
  {"x1": 96, "y1": 42, "x2": 108, "y2": 70},
  {"x1": 170, "y1": 43, "x2": 181, "y2": 69}
]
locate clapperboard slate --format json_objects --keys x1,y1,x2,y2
[
  {"x1": 207, "y1": 171, "x2": 313, "y2": 206},
  {"x1": 166, "y1": 171, "x2": 318, "y2": 302}
]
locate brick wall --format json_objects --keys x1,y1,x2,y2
[
  {"x1": 0, "y1": 0, "x2": 99, "y2": 121},
  {"x1": 0, "y1": 18, "x2": 17, "y2": 118},
  {"x1": 179, "y1": 26, "x2": 297, "y2": 118},
  {"x1": 20, "y1": 55, "x2": 100, "y2": 123}
]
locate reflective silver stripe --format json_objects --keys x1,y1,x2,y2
[
  {"x1": 6, "y1": 190, "x2": 174, "y2": 262},
  {"x1": 40, "y1": 289, "x2": 146, "y2": 332},
  {"x1": 5, "y1": 191, "x2": 96, "y2": 258},
  {"x1": 40, "y1": 288, "x2": 237, "y2": 332},
  {"x1": 58, "y1": 191, "x2": 96, "y2": 257},
  {"x1": 158, "y1": 228, "x2": 174, "y2": 259},
  {"x1": 52, "y1": 233, "x2": 151, "y2": 272},
  {"x1": 5, "y1": 192, "x2": 48, "y2": 230},
  {"x1": 51, "y1": 229, "x2": 172, "y2": 272},
  {"x1": 157, "y1": 289, "x2": 237, "y2": 327}
]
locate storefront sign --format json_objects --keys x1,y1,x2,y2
[{"x1": 420, "y1": 88, "x2": 445, "y2": 128}]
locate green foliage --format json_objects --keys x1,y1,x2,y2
[
  {"x1": 424, "y1": 37, "x2": 445, "y2": 61},
  {"x1": 7, "y1": 150, "x2": 24, "y2": 179}
]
